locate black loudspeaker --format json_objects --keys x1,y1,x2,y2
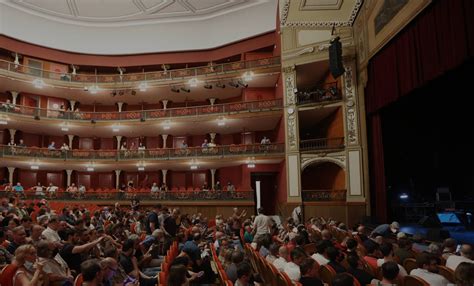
[
  {"x1": 329, "y1": 37, "x2": 345, "y2": 78},
  {"x1": 426, "y1": 228, "x2": 451, "y2": 241},
  {"x1": 418, "y1": 216, "x2": 442, "y2": 228}
]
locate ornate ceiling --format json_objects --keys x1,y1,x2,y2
[{"x1": 0, "y1": 0, "x2": 277, "y2": 54}]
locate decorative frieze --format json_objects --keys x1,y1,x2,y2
[{"x1": 343, "y1": 65, "x2": 359, "y2": 145}]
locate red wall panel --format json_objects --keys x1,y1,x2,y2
[
  {"x1": 170, "y1": 171, "x2": 186, "y2": 188},
  {"x1": 47, "y1": 172, "x2": 64, "y2": 188},
  {"x1": 218, "y1": 166, "x2": 242, "y2": 190},
  {"x1": 243, "y1": 88, "x2": 275, "y2": 101},
  {"x1": 76, "y1": 173, "x2": 91, "y2": 189},
  {"x1": 18, "y1": 170, "x2": 38, "y2": 188},
  {"x1": 98, "y1": 173, "x2": 113, "y2": 189},
  {"x1": 79, "y1": 138, "x2": 94, "y2": 150},
  {"x1": 20, "y1": 132, "x2": 42, "y2": 147},
  {"x1": 101, "y1": 138, "x2": 114, "y2": 150},
  {"x1": 146, "y1": 136, "x2": 161, "y2": 149}
]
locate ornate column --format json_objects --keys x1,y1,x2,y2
[
  {"x1": 161, "y1": 134, "x2": 168, "y2": 148},
  {"x1": 8, "y1": 129, "x2": 16, "y2": 143},
  {"x1": 7, "y1": 167, "x2": 15, "y2": 183},
  {"x1": 210, "y1": 169, "x2": 216, "y2": 190},
  {"x1": 114, "y1": 170, "x2": 121, "y2": 189},
  {"x1": 161, "y1": 100, "x2": 169, "y2": 110},
  {"x1": 161, "y1": 169, "x2": 168, "y2": 185},
  {"x1": 67, "y1": 135, "x2": 75, "y2": 148},
  {"x1": 282, "y1": 65, "x2": 302, "y2": 205},
  {"x1": 9, "y1": 91, "x2": 19, "y2": 105},
  {"x1": 115, "y1": 136, "x2": 122, "y2": 149},
  {"x1": 117, "y1": 102, "x2": 124, "y2": 112},
  {"x1": 66, "y1": 170, "x2": 73, "y2": 187},
  {"x1": 209, "y1": 98, "x2": 216, "y2": 106},
  {"x1": 69, "y1": 100, "x2": 76, "y2": 111}
]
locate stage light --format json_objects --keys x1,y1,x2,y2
[
  {"x1": 89, "y1": 85, "x2": 100, "y2": 94},
  {"x1": 87, "y1": 167, "x2": 94, "y2": 172},
  {"x1": 216, "y1": 83, "x2": 226, "y2": 89},
  {"x1": 0, "y1": 116, "x2": 8, "y2": 125},
  {"x1": 30, "y1": 165, "x2": 39, "y2": 170},
  {"x1": 247, "y1": 163, "x2": 256, "y2": 168},
  {"x1": 180, "y1": 87, "x2": 190, "y2": 93},
  {"x1": 242, "y1": 71, "x2": 254, "y2": 81},
  {"x1": 163, "y1": 120, "x2": 171, "y2": 130},
  {"x1": 188, "y1": 78, "x2": 199, "y2": 87},
  {"x1": 217, "y1": 118, "x2": 226, "y2": 126},
  {"x1": 171, "y1": 87, "x2": 180, "y2": 93},
  {"x1": 61, "y1": 127, "x2": 69, "y2": 132},
  {"x1": 138, "y1": 81, "x2": 148, "y2": 92},
  {"x1": 204, "y1": 84, "x2": 213, "y2": 89},
  {"x1": 33, "y1": 78, "x2": 45, "y2": 88},
  {"x1": 112, "y1": 127, "x2": 120, "y2": 132},
  {"x1": 190, "y1": 165, "x2": 198, "y2": 170},
  {"x1": 138, "y1": 166, "x2": 145, "y2": 171},
  {"x1": 399, "y1": 193, "x2": 409, "y2": 200}
]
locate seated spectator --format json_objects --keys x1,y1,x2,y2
[
  {"x1": 427, "y1": 242, "x2": 442, "y2": 257},
  {"x1": 446, "y1": 244, "x2": 473, "y2": 271},
  {"x1": 454, "y1": 262, "x2": 474, "y2": 286},
  {"x1": 284, "y1": 248, "x2": 307, "y2": 282},
  {"x1": 363, "y1": 241, "x2": 381, "y2": 271},
  {"x1": 442, "y1": 238, "x2": 457, "y2": 260},
  {"x1": 7, "y1": 226, "x2": 27, "y2": 254},
  {"x1": 78, "y1": 184, "x2": 86, "y2": 198},
  {"x1": 226, "y1": 250, "x2": 244, "y2": 283},
  {"x1": 1, "y1": 99, "x2": 15, "y2": 111},
  {"x1": 150, "y1": 182, "x2": 159, "y2": 194},
  {"x1": 266, "y1": 243, "x2": 279, "y2": 264},
  {"x1": 34, "y1": 182, "x2": 45, "y2": 196},
  {"x1": 180, "y1": 141, "x2": 188, "y2": 148},
  {"x1": 168, "y1": 264, "x2": 189, "y2": 286},
  {"x1": 326, "y1": 247, "x2": 346, "y2": 273},
  {"x1": 311, "y1": 240, "x2": 330, "y2": 266},
  {"x1": 120, "y1": 142, "x2": 128, "y2": 150},
  {"x1": 394, "y1": 237, "x2": 413, "y2": 265},
  {"x1": 379, "y1": 261, "x2": 400, "y2": 285},
  {"x1": 299, "y1": 257, "x2": 323, "y2": 286},
  {"x1": 346, "y1": 254, "x2": 375, "y2": 285},
  {"x1": 345, "y1": 238, "x2": 358, "y2": 255},
  {"x1": 332, "y1": 273, "x2": 354, "y2": 286},
  {"x1": 138, "y1": 142, "x2": 146, "y2": 150},
  {"x1": 410, "y1": 253, "x2": 449, "y2": 286},
  {"x1": 60, "y1": 143, "x2": 69, "y2": 151},
  {"x1": 227, "y1": 181, "x2": 236, "y2": 193},
  {"x1": 47, "y1": 141, "x2": 56, "y2": 150},
  {"x1": 201, "y1": 139, "x2": 209, "y2": 148},
  {"x1": 37, "y1": 240, "x2": 73, "y2": 285},
  {"x1": 214, "y1": 180, "x2": 222, "y2": 191},
  {"x1": 13, "y1": 244, "x2": 46, "y2": 286},
  {"x1": 371, "y1": 221, "x2": 400, "y2": 237},
  {"x1": 17, "y1": 139, "x2": 26, "y2": 147},
  {"x1": 260, "y1": 136, "x2": 271, "y2": 144},
  {"x1": 273, "y1": 245, "x2": 289, "y2": 271},
  {"x1": 377, "y1": 242, "x2": 407, "y2": 276},
  {"x1": 66, "y1": 183, "x2": 78, "y2": 197},
  {"x1": 80, "y1": 259, "x2": 104, "y2": 286},
  {"x1": 14, "y1": 182, "x2": 25, "y2": 195},
  {"x1": 235, "y1": 262, "x2": 252, "y2": 286},
  {"x1": 46, "y1": 183, "x2": 58, "y2": 198}
]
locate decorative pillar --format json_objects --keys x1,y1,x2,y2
[
  {"x1": 209, "y1": 98, "x2": 216, "y2": 106},
  {"x1": 69, "y1": 100, "x2": 76, "y2": 110},
  {"x1": 209, "y1": 133, "x2": 216, "y2": 143},
  {"x1": 117, "y1": 102, "x2": 124, "y2": 112},
  {"x1": 161, "y1": 169, "x2": 168, "y2": 185},
  {"x1": 7, "y1": 167, "x2": 15, "y2": 183},
  {"x1": 10, "y1": 91, "x2": 19, "y2": 105},
  {"x1": 66, "y1": 170, "x2": 73, "y2": 187},
  {"x1": 8, "y1": 129, "x2": 16, "y2": 143},
  {"x1": 67, "y1": 135, "x2": 75, "y2": 148},
  {"x1": 161, "y1": 134, "x2": 168, "y2": 148},
  {"x1": 115, "y1": 135, "x2": 122, "y2": 149},
  {"x1": 114, "y1": 170, "x2": 121, "y2": 189},
  {"x1": 162, "y1": 100, "x2": 169, "y2": 110},
  {"x1": 210, "y1": 169, "x2": 216, "y2": 190}
]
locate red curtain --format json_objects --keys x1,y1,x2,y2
[{"x1": 365, "y1": 0, "x2": 474, "y2": 221}]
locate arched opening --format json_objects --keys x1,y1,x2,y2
[{"x1": 301, "y1": 161, "x2": 346, "y2": 201}]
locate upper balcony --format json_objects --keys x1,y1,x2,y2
[
  {"x1": 0, "y1": 57, "x2": 280, "y2": 87},
  {"x1": 0, "y1": 98, "x2": 283, "y2": 122}
]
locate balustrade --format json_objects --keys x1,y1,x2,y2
[
  {"x1": 299, "y1": 137, "x2": 344, "y2": 151},
  {"x1": 302, "y1": 189, "x2": 347, "y2": 201}
]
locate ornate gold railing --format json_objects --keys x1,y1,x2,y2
[{"x1": 302, "y1": 189, "x2": 347, "y2": 201}]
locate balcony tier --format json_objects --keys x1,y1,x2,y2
[
  {"x1": 0, "y1": 99, "x2": 282, "y2": 122},
  {"x1": 0, "y1": 143, "x2": 284, "y2": 162}
]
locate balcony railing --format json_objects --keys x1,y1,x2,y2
[
  {"x1": 299, "y1": 137, "x2": 344, "y2": 151},
  {"x1": 0, "y1": 57, "x2": 280, "y2": 84},
  {"x1": 0, "y1": 190, "x2": 254, "y2": 201},
  {"x1": 296, "y1": 81, "x2": 342, "y2": 105},
  {"x1": 302, "y1": 189, "x2": 347, "y2": 202},
  {"x1": 0, "y1": 99, "x2": 283, "y2": 121},
  {"x1": 0, "y1": 143, "x2": 285, "y2": 161}
]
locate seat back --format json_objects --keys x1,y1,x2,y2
[
  {"x1": 403, "y1": 258, "x2": 418, "y2": 274},
  {"x1": 404, "y1": 275, "x2": 430, "y2": 286},
  {"x1": 303, "y1": 243, "x2": 317, "y2": 255},
  {"x1": 0, "y1": 264, "x2": 18, "y2": 286},
  {"x1": 345, "y1": 273, "x2": 362, "y2": 286},
  {"x1": 319, "y1": 264, "x2": 337, "y2": 284},
  {"x1": 437, "y1": 265, "x2": 455, "y2": 283},
  {"x1": 74, "y1": 273, "x2": 83, "y2": 286}
]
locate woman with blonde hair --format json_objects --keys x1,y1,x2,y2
[{"x1": 13, "y1": 244, "x2": 46, "y2": 286}]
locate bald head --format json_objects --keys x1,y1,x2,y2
[{"x1": 460, "y1": 244, "x2": 472, "y2": 258}]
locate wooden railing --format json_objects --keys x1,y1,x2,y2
[
  {"x1": 0, "y1": 143, "x2": 285, "y2": 161},
  {"x1": 299, "y1": 137, "x2": 344, "y2": 151},
  {"x1": 0, "y1": 99, "x2": 283, "y2": 121},
  {"x1": 0, "y1": 190, "x2": 255, "y2": 201},
  {"x1": 0, "y1": 57, "x2": 280, "y2": 84},
  {"x1": 302, "y1": 189, "x2": 347, "y2": 201}
]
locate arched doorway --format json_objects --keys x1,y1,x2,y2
[{"x1": 301, "y1": 161, "x2": 346, "y2": 201}]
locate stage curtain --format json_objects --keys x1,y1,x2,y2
[{"x1": 365, "y1": 0, "x2": 474, "y2": 221}]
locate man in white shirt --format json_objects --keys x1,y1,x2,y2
[
  {"x1": 273, "y1": 246, "x2": 289, "y2": 271},
  {"x1": 46, "y1": 183, "x2": 58, "y2": 198},
  {"x1": 284, "y1": 248, "x2": 306, "y2": 282},
  {"x1": 252, "y1": 207, "x2": 271, "y2": 241},
  {"x1": 377, "y1": 242, "x2": 408, "y2": 276},
  {"x1": 311, "y1": 241, "x2": 329, "y2": 266},
  {"x1": 410, "y1": 253, "x2": 449, "y2": 286},
  {"x1": 42, "y1": 216, "x2": 62, "y2": 244},
  {"x1": 446, "y1": 244, "x2": 473, "y2": 271}
]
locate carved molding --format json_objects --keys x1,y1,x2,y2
[
  {"x1": 283, "y1": 68, "x2": 298, "y2": 151},
  {"x1": 283, "y1": 46, "x2": 315, "y2": 60},
  {"x1": 281, "y1": 0, "x2": 363, "y2": 28},
  {"x1": 343, "y1": 65, "x2": 359, "y2": 145},
  {"x1": 301, "y1": 152, "x2": 346, "y2": 171}
]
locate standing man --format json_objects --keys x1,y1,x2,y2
[{"x1": 252, "y1": 207, "x2": 271, "y2": 242}]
